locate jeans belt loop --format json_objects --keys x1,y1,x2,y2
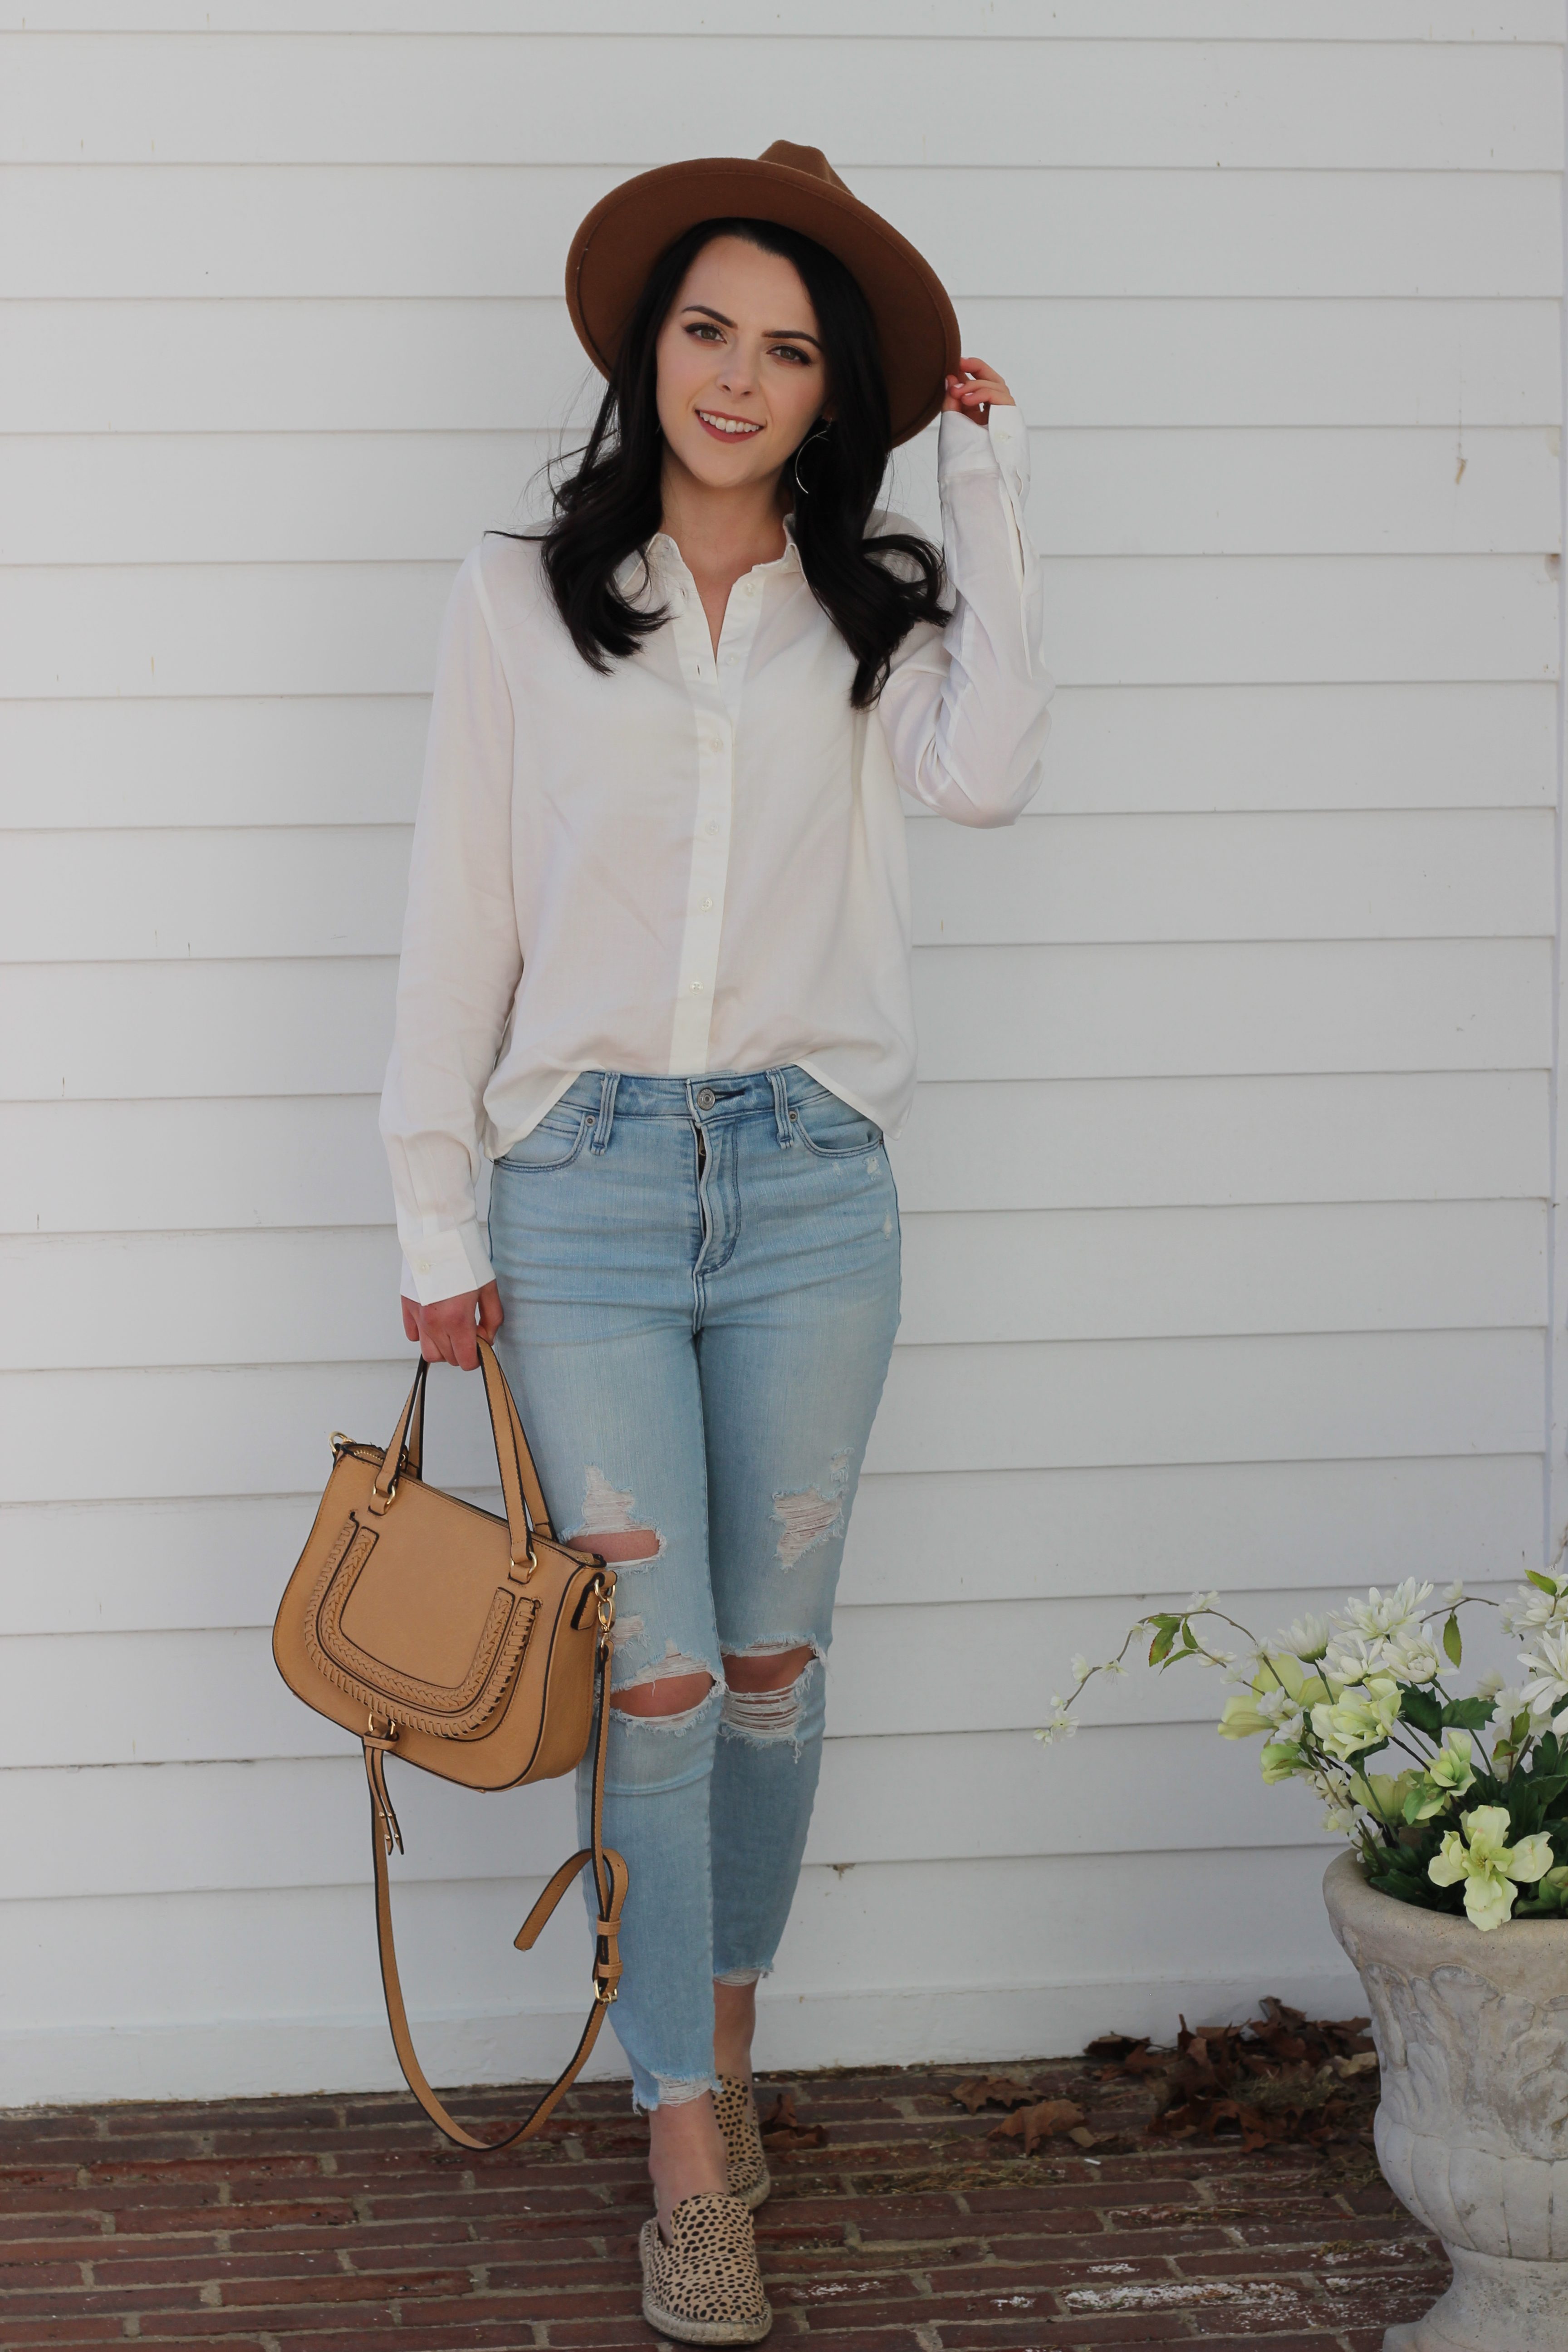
[
  {"x1": 769, "y1": 1067, "x2": 794, "y2": 1149},
  {"x1": 591, "y1": 1070, "x2": 621, "y2": 1155}
]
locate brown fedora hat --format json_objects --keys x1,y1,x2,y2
[{"x1": 565, "y1": 141, "x2": 960, "y2": 448}]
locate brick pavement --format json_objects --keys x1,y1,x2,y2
[{"x1": 0, "y1": 2061, "x2": 1446, "y2": 2352}]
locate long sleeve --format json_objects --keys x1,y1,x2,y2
[
  {"x1": 877, "y1": 402, "x2": 1054, "y2": 826},
  {"x1": 380, "y1": 548, "x2": 521, "y2": 1306}
]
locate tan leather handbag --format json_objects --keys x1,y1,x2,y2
[{"x1": 273, "y1": 1338, "x2": 627, "y2": 2150}]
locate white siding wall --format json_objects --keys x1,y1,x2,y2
[{"x1": 1, "y1": 1, "x2": 1563, "y2": 2104}]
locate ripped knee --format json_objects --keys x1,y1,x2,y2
[
  {"x1": 612, "y1": 1670, "x2": 714, "y2": 1719},
  {"x1": 719, "y1": 1642, "x2": 823, "y2": 1747},
  {"x1": 612, "y1": 1642, "x2": 717, "y2": 1725},
  {"x1": 721, "y1": 1643, "x2": 815, "y2": 1693}
]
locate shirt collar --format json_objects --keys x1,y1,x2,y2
[{"x1": 621, "y1": 518, "x2": 804, "y2": 600}]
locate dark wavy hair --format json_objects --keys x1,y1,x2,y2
[{"x1": 517, "y1": 216, "x2": 949, "y2": 710}]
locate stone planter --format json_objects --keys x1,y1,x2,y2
[{"x1": 1323, "y1": 1848, "x2": 1568, "y2": 2351}]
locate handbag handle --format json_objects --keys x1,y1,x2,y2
[{"x1": 368, "y1": 1340, "x2": 555, "y2": 1567}]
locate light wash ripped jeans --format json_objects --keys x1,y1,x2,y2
[{"x1": 486, "y1": 1065, "x2": 901, "y2": 2111}]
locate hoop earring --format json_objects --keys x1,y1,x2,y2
[{"x1": 792, "y1": 423, "x2": 831, "y2": 498}]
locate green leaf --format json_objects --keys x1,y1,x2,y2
[
  {"x1": 1180, "y1": 1620, "x2": 1198, "y2": 1652},
  {"x1": 1526, "y1": 1571, "x2": 1560, "y2": 1598},
  {"x1": 1443, "y1": 1614, "x2": 1462, "y2": 1668},
  {"x1": 1440, "y1": 1697, "x2": 1495, "y2": 1732},
  {"x1": 1401, "y1": 1687, "x2": 1445, "y2": 1737}
]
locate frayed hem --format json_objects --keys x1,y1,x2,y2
[{"x1": 631, "y1": 2072, "x2": 720, "y2": 2115}]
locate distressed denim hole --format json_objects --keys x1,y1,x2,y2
[
  {"x1": 572, "y1": 1467, "x2": 666, "y2": 1562},
  {"x1": 612, "y1": 1645, "x2": 719, "y2": 1727},
  {"x1": 772, "y1": 1453, "x2": 850, "y2": 1568},
  {"x1": 720, "y1": 1655, "x2": 821, "y2": 1751}
]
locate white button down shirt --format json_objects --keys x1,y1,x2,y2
[{"x1": 384, "y1": 404, "x2": 1053, "y2": 1304}]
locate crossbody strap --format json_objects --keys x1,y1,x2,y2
[{"x1": 360, "y1": 1607, "x2": 627, "y2": 2152}]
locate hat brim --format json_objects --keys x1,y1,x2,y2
[{"x1": 565, "y1": 157, "x2": 960, "y2": 449}]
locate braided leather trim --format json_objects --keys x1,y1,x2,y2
[{"x1": 303, "y1": 1516, "x2": 536, "y2": 1738}]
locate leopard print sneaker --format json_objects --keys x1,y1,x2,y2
[
  {"x1": 638, "y1": 2191, "x2": 772, "y2": 2345},
  {"x1": 715, "y1": 2073, "x2": 771, "y2": 2210}
]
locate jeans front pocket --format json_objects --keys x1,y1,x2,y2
[
  {"x1": 495, "y1": 1110, "x2": 593, "y2": 1174},
  {"x1": 789, "y1": 1087, "x2": 884, "y2": 1161}
]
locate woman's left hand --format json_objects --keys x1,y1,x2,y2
[{"x1": 942, "y1": 357, "x2": 1015, "y2": 427}]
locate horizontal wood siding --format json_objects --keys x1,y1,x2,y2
[{"x1": 0, "y1": 5, "x2": 1560, "y2": 2102}]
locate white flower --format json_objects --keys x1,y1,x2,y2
[
  {"x1": 1475, "y1": 1669, "x2": 1505, "y2": 1700},
  {"x1": 1069, "y1": 1654, "x2": 1089, "y2": 1685},
  {"x1": 1338, "y1": 1579, "x2": 1433, "y2": 1642},
  {"x1": 1324, "y1": 1631, "x2": 1374, "y2": 1686},
  {"x1": 1328, "y1": 1604, "x2": 1441, "y2": 1687},
  {"x1": 1380, "y1": 1625, "x2": 1442, "y2": 1686},
  {"x1": 1036, "y1": 1697, "x2": 1078, "y2": 1749},
  {"x1": 1103, "y1": 1656, "x2": 1128, "y2": 1678},
  {"x1": 1273, "y1": 1612, "x2": 1331, "y2": 1662},
  {"x1": 1519, "y1": 1624, "x2": 1568, "y2": 1719},
  {"x1": 1441, "y1": 1581, "x2": 1465, "y2": 1608},
  {"x1": 1322, "y1": 1803, "x2": 1357, "y2": 1834},
  {"x1": 1500, "y1": 1581, "x2": 1568, "y2": 1639},
  {"x1": 1207, "y1": 1647, "x2": 1236, "y2": 1666},
  {"x1": 1186, "y1": 1590, "x2": 1219, "y2": 1614}
]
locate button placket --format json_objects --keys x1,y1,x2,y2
[
  {"x1": 664, "y1": 553, "x2": 774, "y2": 1075},
  {"x1": 665, "y1": 558, "x2": 745, "y2": 1075}
]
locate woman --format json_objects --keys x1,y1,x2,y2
[{"x1": 380, "y1": 142, "x2": 1052, "y2": 2344}]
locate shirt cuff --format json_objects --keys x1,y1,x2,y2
[
  {"x1": 939, "y1": 402, "x2": 1034, "y2": 598},
  {"x1": 399, "y1": 1219, "x2": 495, "y2": 1306},
  {"x1": 938, "y1": 399, "x2": 1029, "y2": 483}
]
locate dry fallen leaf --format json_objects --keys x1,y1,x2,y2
[
  {"x1": 987, "y1": 2097, "x2": 1085, "y2": 2153},
  {"x1": 758, "y1": 2089, "x2": 827, "y2": 2150},
  {"x1": 951, "y1": 2075, "x2": 1036, "y2": 2113}
]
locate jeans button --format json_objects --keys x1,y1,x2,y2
[{"x1": 696, "y1": 1087, "x2": 717, "y2": 1111}]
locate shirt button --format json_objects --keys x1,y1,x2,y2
[
  {"x1": 416, "y1": 1259, "x2": 431, "y2": 1273},
  {"x1": 701, "y1": 895, "x2": 713, "y2": 910},
  {"x1": 689, "y1": 979, "x2": 704, "y2": 993},
  {"x1": 696, "y1": 1087, "x2": 717, "y2": 1110},
  {"x1": 705, "y1": 820, "x2": 720, "y2": 836}
]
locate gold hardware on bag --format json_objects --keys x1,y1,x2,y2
[{"x1": 273, "y1": 1338, "x2": 626, "y2": 2156}]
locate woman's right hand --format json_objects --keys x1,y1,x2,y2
[{"x1": 401, "y1": 1282, "x2": 504, "y2": 1370}]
